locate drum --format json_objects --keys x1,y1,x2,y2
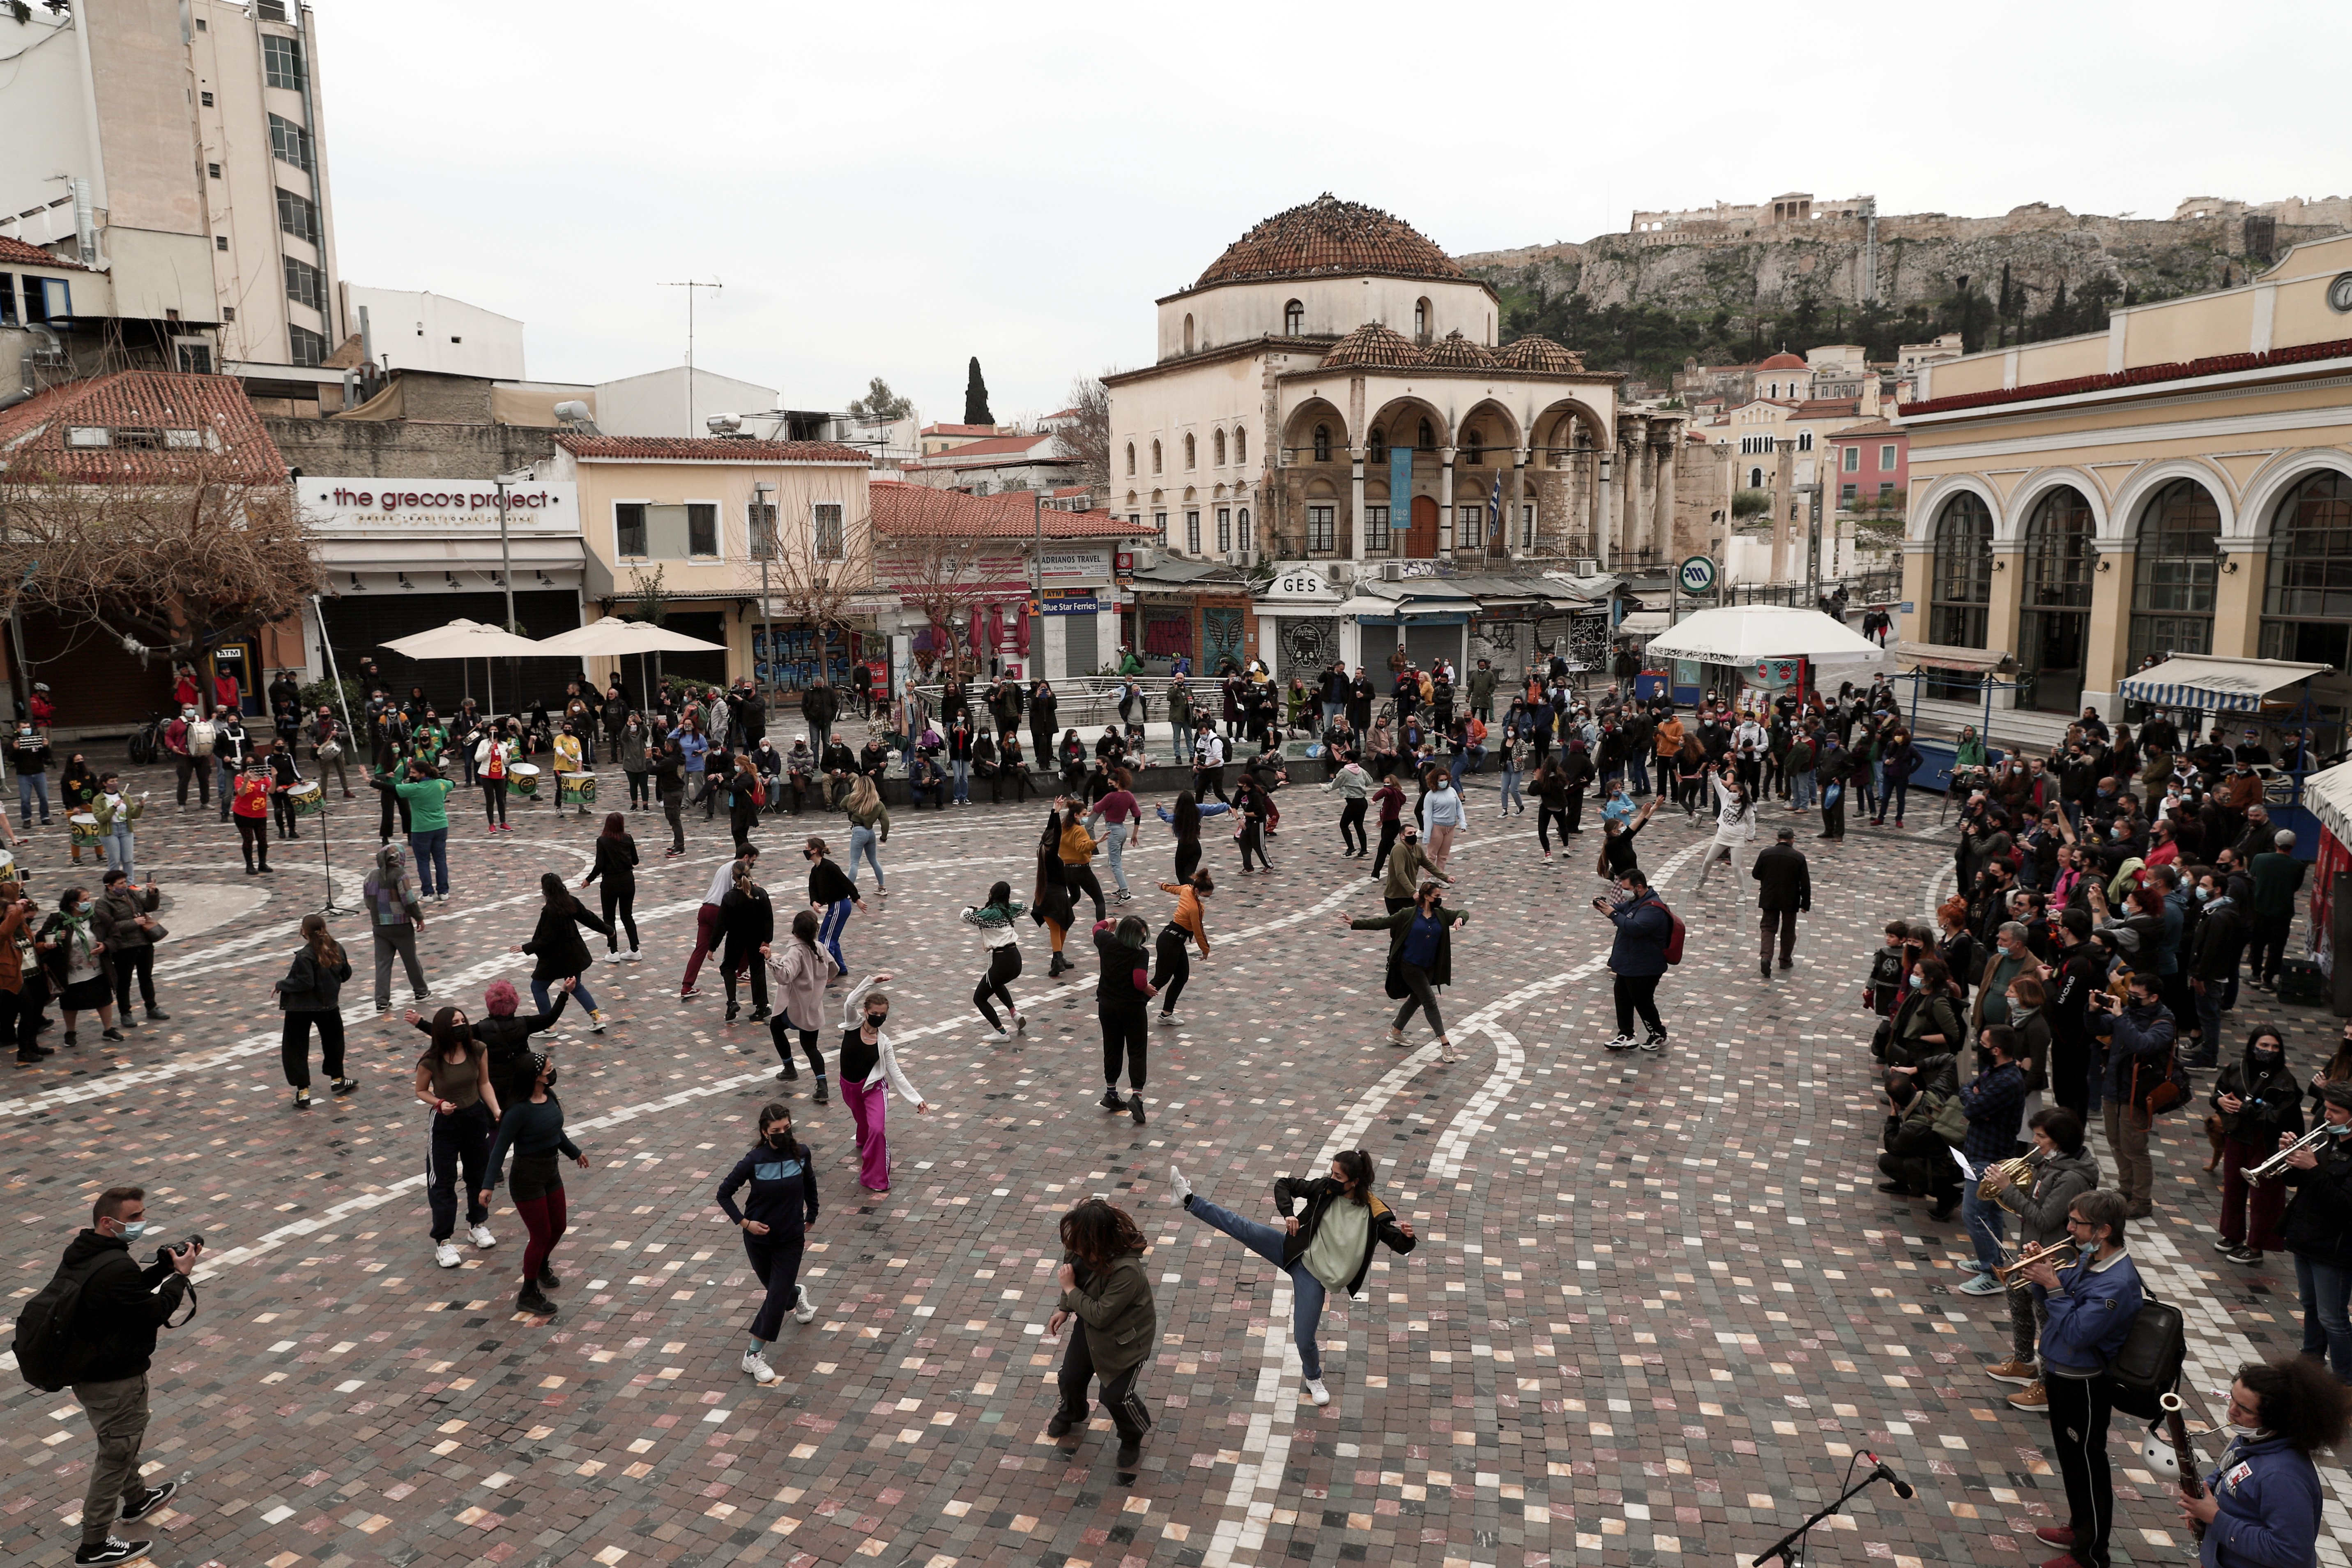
[
  {"x1": 0, "y1": 847, "x2": 21, "y2": 889},
  {"x1": 288, "y1": 780, "x2": 325, "y2": 817},
  {"x1": 68, "y1": 813, "x2": 101, "y2": 847},
  {"x1": 186, "y1": 719, "x2": 217, "y2": 757},
  {"x1": 559, "y1": 772, "x2": 597, "y2": 806},
  {"x1": 508, "y1": 763, "x2": 541, "y2": 797}
]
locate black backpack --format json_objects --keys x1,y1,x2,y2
[
  {"x1": 11, "y1": 1253, "x2": 107, "y2": 1393},
  {"x1": 2102, "y1": 1280, "x2": 2187, "y2": 1421}
]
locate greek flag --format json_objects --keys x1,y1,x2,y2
[{"x1": 1487, "y1": 473, "x2": 1503, "y2": 542}]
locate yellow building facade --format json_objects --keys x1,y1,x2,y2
[{"x1": 1897, "y1": 233, "x2": 2352, "y2": 724}]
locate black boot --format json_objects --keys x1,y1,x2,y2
[
  {"x1": 517, "y1": 1283, "x2": 557, "y2": 1317},
  {"x1": 536, "y1": 1267, "x2": 561, "y2": 1290}
]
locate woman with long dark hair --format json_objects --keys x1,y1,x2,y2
[
  {"x1": 763, "y1": 908, "x2": 838, "y2": 1098},
  {"x1": 1168, "y1": 1148, "x2": 1416, "y2": 1407},
  {"x1": 414, "y1": 1004, "x2": 500, "y2": 1269},
  {"x1": 838, "y1": 973, "x2": 930, "y2": 1194},
  {"x1": 961, "y1": 880, "x2": 1029, "y2": 1039},
  {"x1": 1033, "y1": 827, "x2": 1078, "y2": 978},
  {"x1": 1045, "y1": 1197, "x2": 1159, "y2": 1468},
  {"x1": 1093, "y1": 913, "x2": 1158, "y2": 1124},
  {"x1": 271, "y1": 912, "x2": 352, "y2": 1108},
  {"x1": 727, "y1": 753, "x2": 764, "y2": 856},
  {"x1": 1152, "y1": 869, "x2": 1212, "y2": 1027},
  {"x1": 583, "y1": 811, "x2": 640, "y2": 961},
  {"x1": 479, "y1": 1050, "x2": 589, "y2": 1319},
  {"x1": 1337, "y1": 878, "x2": 1470, "y2": 1063},
  {"x1": 1675, "y1": 734, "x2": 1709, "y2": 819},
  {"x1": 720, "y1": 863, "x2": 774, "y2": 1024},
  {"x1": 1532, "y1": 756, "x2": 1574, "y2": 863},
  {"x1": 512, "y1": 872, "x2": 610, "y2": 1032},
  {"x1": 716, "y1": 1100, "x2": 821, "y2": 1384},
  {"x1": 1693, "y1": 760, "x2": 1758, "y2": 889},
  {"x1": 1232, "y1": 774, "x2": 1272, "y2": 875},
  {"x1": 1168, "y1": 790, "x2": 1204, "y2": 881},
  {"x1": 654, "y1": 736, "x2": 687, "y2": 857}
]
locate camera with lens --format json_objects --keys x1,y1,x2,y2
[{"x1": 154, "y1": 1232, "x2": 204, "y2": 1262}]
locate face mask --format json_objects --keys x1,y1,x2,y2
[
  {"x1": 1908, "y1": 974, "x2": 1924, "y2": 990},
  {"x1": 2253, "y1": 1049, "x2": 2283, "y2": 1068},
  {"x1": 768, "y1": 1129, "x2": 793, "y2": 1148},
  {"x1": 2195, "y1": 887, "x2": 2211, "y2": 901},
  {"x1": 865, "y1": 1013, "x2": 887, "y2": 1030},
  {"x1": 542, "y1": 1069, "x2": 558, "y2": 1089},
  {"x1": 113, "y1": 1219, "x2": 150, "y2": 1241}
]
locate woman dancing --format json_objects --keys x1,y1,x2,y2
[
  {"x1": 961, "y1": 880, "x2": 1029, "y2": 1040},
  {"x1": 480, "y1": 1050, "x2": 589, "y2": 1319},
  {"x1": 1152, "y1": 870, "x2": 1212, "y2": 1028},
  {"x1": 1335, "y1": 878, "x2": 1469, "y2": 1063},
  {"x1": 762, "y1": 909, "x2": 839, "y2": 1098},
  {"x1": 1693, "y1": 760, "x2": 1758, "y2": 890},
  {"x1": 716, "y1": 1099, "x2": 821, "y2": 1383}
]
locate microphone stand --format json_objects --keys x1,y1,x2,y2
[
  {"x1": 315, "y1": 781, "x2": 352, "y2": 916},
  {"x1": 1751, "y1": 1462, "x2": 1901, "y2": 1568}
]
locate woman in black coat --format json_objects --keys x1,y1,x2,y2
[
  {"x1": 1033, "y1": 836, "x2": 1079, "y2": 979},
  {"x1": 274, "y1": 912, "x2": 354, "y2": 1108},
  {"x1": 720, "y1": 865, "x2": 775, "y2": 1024},
  {"x1": 726, "y1": 754, "x2": 764, "y2": 855},
  {"x1": 513, "y1": 872, "x2": 610, "y2": 1030},
  {"x1": 582, "y1": 812, "x2": 640, "y2": 959}
]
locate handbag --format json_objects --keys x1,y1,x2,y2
[{"x1": 1929, "y1": 1091, "x2": 1969, "y2": 1147}]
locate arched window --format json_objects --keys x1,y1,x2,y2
[
  {"x1": 1750, "y1": 467, "x2": 1764, "y2": 489},
  {"x1": 1413, "y1": 297, "x2": 1429, "y2": 339},
  {"x1": 1284, "y1": 299, "x2": 1304, "y2": 335},
  {"x1": 1183, "y1": 433, "x2": 1196, "y2": 470},
  {"x1": 1464, "y1": 427, "x2": 1484, "y2": 465},
  {"x1": 2129, "y1": 477, "x2": 2220, "y2": 667},
  {"x1": 1312, "y1": 423, "x2": 1332, "y2": 463},
  {"x1": 1237, "y1": 507, "x2": 1253, "y2": 553},
  {"x1": 1417, "y1": 417, "x2": 1434, "y2": 449},
  {"x1": 1151, "y1": 439, "x2": 1162, "y2": 475},
  {"x1": 2020, "y1": 486, "x2": 2095, "y2": 713},
  {"x1": 1213, "y1": 429, "x2": 1226, "y2": 467},
  {"x1": 1233, "y1": 426, "x2": 1246, "y2": 466},
  {"x1": 2262, "y1": 470, "x2": 2352, "y2": 666},
  {"x1": 1183, "y1": 313, "x2": 1195, "y2": 354},
  {"x1": 1930, "y1": 491, "x2": 1994, "y2": 653},
  {"x1": 1797, "y1": 432, "x2": 1812, "y2": 452},
  {"x1": 1125, "y1": 442, "x2": 1135, "y2": 477},
  {"x1": 1367, "y1": 428, "x2": 1386, "y2": 465}
]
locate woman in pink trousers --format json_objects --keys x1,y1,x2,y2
[{"x1": 838, "y1": 972, "x2": 930, "y2": 1193}]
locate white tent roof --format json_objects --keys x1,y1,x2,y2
[
  {"x1": 532, "y1": 618, "x2": 728, "y2": 656},
  {"x1": 380, "y1": 618, "x2": 545, "y2": 659},
  {"x1": 2304, "y1": 759, "x2": 2352, "y2": 847},
  {"x1": 1640, "y1": 604, "x2": 1885, "y2": 665},
  {"x1": 2115, "y1": 654, "x2": 2332, "y2": 712}
]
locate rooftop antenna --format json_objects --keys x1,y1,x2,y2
[{"x1": 660, "y1": 279, "x2": 723, "y2": 436}]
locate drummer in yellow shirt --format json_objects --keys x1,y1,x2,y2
[{"x1": 552, "y1": 723, "x2": 586, "y2": 815}]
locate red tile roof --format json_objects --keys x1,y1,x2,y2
[
  {"x1": 1494, "y1": 335, "x2": 1584, "y2": 373},
  {"x1": 1758, "y1": 351, "x2": 1807, "y2": 370},
  {"x1": 0, "y1": 235, "x2": 90, "y2": 272},
  {"x1": 904, "y1": 433, "x2": 1057, "y2": 464},
  {"x1": 1320, "y1": 322, "x2": 1424, "y2": 371},
  {"x1": 555, "y1": 435, "x2": 870, "y2": 464},
  {"x1": 1902, "y1": 334, "x2": 2352, "y2": 416},
  {"x1": 0, "y1": 371, "x2": 283, "y2": 483},
  {"x1": 1195, "y1": 194, "x2": 1465, "y2": 289},
  {"x1": 1790, "y1": 398, "x2": 1862, "y2": 419},
  {"x1": 918, "y1": 423, "x2": 999, "y2": 437},
  {"x1": 1419, "y1": 330, "x2": 1497, "y2": 369},
  {"x1": 872, "y1": 480, "x2": 1146, "y2": 540}
]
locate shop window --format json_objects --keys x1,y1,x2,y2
[{"x1": 1364, "y1": 504, "x2": 1391, "y2": 554}]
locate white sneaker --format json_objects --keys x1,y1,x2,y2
[
  {"x1": 741, "y1": 1349, "x2": 778, "y2": 1383},
  {"x1": 1168, "y1": 1164, "x2": 1194, "y2": 1207},
  {"x1": 1384, "y1": 1025, "x2": 1407, "y2": 1046},
  {"x1": 1305, "y1": 1377, "x2": 1331, "y2": 1406},
  {"x1": 989, "y1": 1027, "x2": 1014, "y2": 1042},
  {"x1": 1157, "y1": 1012, "x2": 1182, "y2": 1027},
  {"x1": 1604, "y1": 1035, "x2": 1637, "y2": 1052},
  {"x1": 625, "y1": 950, "x2": 642, "y2": 963},
  {"x1": 589, "y1": 1010, "x2": 607, "y2": 1034},
  {"x1": 600, "y1": 951, "x2": 624, "y2": 964},
  {"x1": 1013, "y1": 1012, "x2": 1027, "y2": 1034},
  {"x1": 435, "y1": 1242, "x2": 461, "y2": 1268},
  {"x1": 792, "y1": 1284, "x2": 817, "y2": 1324},
  {"x1": 469, "y1": 1224, "x2": 497, "y2": 1248}
]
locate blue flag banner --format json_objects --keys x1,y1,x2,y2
[{"x1": 1389, "y1": 444, "x2": 1413, "y2": 530}]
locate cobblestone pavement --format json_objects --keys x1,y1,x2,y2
[{"x1": 1, "y1": 762, "x2": 2345, "y2": 1568}]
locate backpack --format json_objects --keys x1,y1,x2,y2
[
  {"x1": 2102, "y1": 1282, "x2": 2187, "y2": 1421},
  {"x1": 1660, "y1": 901, "x2": 1686, "y2": 966},
  {"x1": 749, "y1": 775, "x2": 767, "y2": 808},
  {"x1": 12, "y1": 1252, "x2": 107, "y2": 1393},
  {"x1": 1930, "y1": 1092, "x2": 1969, "y2": 1147}
]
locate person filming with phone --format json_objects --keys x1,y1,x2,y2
[{"x1": 29, "y1": 1185, "x2": 203, "y2": 1564}]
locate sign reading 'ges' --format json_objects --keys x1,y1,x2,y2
[{"x1": 301, "y1": 478, "x2": 580, "y2": 533}]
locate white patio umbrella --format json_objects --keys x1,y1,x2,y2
[
  {"x1": 1642, "y1": 604, "x2": 1884, "y2": 665},
  {"x1": 532, "y1": 618, "x2": 729, "y2": 703},
  {"x1": 378, "y1": 617, "x2": 549, "y2": 718}
]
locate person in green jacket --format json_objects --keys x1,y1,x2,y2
[
  {"x1": 1116, "y1": 646, "x2": 1144, "y2": 677},
  {"x1": 1953, "y1": 726, "x2": 1989, "y2": 795},
  {"x1": 1336, "y1": 880, "x2": 1469, "y2": 1062},
  {"x1": 1046, "y1": 1197, "x2": 1159, "y2": 1468},
  {"x1": 89, "y1": 772, "x2": 146, "y2": 880},
  {"x1": 396, "y1": 760, "x2": 460, "y2": 903}
]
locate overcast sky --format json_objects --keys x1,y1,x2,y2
[{"x1": 318, "y1": 0, "x2": 2343, "y2": 430}]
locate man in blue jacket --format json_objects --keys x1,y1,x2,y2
[
  {"x1": 2089, "y1": 971, "x2": 2176, "y2": 1218},
  {"x1": 2020, "y1": 1189, "x2": 2143, "y2": 1568},
  {"x1": 1593, "y1": 868, "x2": 1671, "y2": 1054}
]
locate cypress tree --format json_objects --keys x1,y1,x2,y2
[{"x1": 964, "y1": 357, "x2": 993, "y2": 426}]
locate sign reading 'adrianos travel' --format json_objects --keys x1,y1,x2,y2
[{"x1": 300, "y1": 479, "x2": 581, "y2": 533}]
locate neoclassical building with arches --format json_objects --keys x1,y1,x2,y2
[
  {"x1": 1105, "y1": 195, "x2": 1721, "y2": 573},
  {"x1": 1897, "y1": 230, "x2": 2352, "y2": 721}
]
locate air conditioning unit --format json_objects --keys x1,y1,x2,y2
[
  {"x1": 1131, "y1": 547, "x2": 1158, "y2": 570},
  {"x1": 1574, "y1": 558, "x2": 1600, "y2": 577},
  {"x1": 1225, "y1": 549, "x2": 1250, "y2": 568},
  {"x1": 1381, "y1": 560, "x2": 1405, "y2": 582}
]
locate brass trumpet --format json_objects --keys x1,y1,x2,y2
[
  {"x1": 2246, "y1": 1125, "x2": 2331, "y2": 1187},
  {"x1": 1977, "y1": 1149, "x2": 2048, "y2": 1201},
  {"x1": 1992, "y1": 1239, "x2": 2079, "y2": 1284}
]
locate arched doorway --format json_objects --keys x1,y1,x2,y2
[
  {"x1": 2129, "y1": 478, "x2": 2221, "y2": 667},
  {"x1": 1929, "y1": 492, "x2": 1993, "y2": 699},
  {"x1": 2019, "y1": 486, "x2": 2093, "y2": 713},
  {"x1": 1406, "y1": 496, "x2": 1440, "y2": 559},
  {"x1": 2261, "y1": 470, "x2": 2352, "y2": 665}
]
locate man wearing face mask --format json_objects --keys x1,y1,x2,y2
[
  {"x1": 2277, "y1": 1083, "x2": 2352, "y2": 1380},
  {"x1": 2185, "y1": 870, "x2": 2246, "y2": 1070},
  {"x1": 2088, "y1": 971, "x2": 2176, "y2": 1218},
  {"x1": 48, "y1": 1185, "x2": 201, "y2": 1565}
]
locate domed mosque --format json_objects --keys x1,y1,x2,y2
[{"x1": 1104, "y1": 196, "x2": 1687, "y2": 576}]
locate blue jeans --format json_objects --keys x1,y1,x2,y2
[
  {"x1": 848, "y1": 824, "x2": 884, "y2": 890},
  {"x1": 1879, "y1": 779, "x2": 1908, "y2": 822},
  {"x1": 1185, "y1": 1195, "x2": 1331, "y2": 1379},
  {"x1": 409, "y1": 826, "x2": 450, "y2": 897},
  {"x1": 1323, "y1": 701, "x2": 1344, "y2": 729},
  {"x1": 817, "y1": 899, "x2": 852, "y2": 973},
  {"x1": 1629, "y1": 753, "x2": 1650, "y2": 794},
  {"x1": 103, "y1": 824, "x2": 135, "y2": 877},
  {"x1": 1961, "y1": 1186, "x2": 2006, "y2": 1276},
  {"x1": 1789, "y1": 771, "x2": 1816, "y2": 810},
  {"x1": 2294, "y1": 1253, "x2": 2352, "y2": 1380},
  {"x1": 16, "y1": 771, "x2": 47, "y2": 824},
  {"x1": 1498, "y1": 765, "x2": 1523, "y2": 812},
  {"x1": 2193, "y1": 979, "x2": 2230, "y2": 1058},
  {"x1": 530, "y1": 972, "x2": 596, "y2": 1015},
  {"x1": 1447, "y1": 750, "x2": 1470, "y2": 789},
  {"x1": 951, "y1": 758, "x2": 970, "y2": 803},
  {"x1": 1101, "y1": 820, "x2": 1129, "y2": 894}
]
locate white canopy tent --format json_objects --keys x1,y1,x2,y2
[
  {"x1": 532, "y1": 618, "x2": 730, "y2": 702},
  {"x1": 2306, "y1": 758, "x2": 2352, "y2": 848},
  {"x1": 1643, "y1": 604, "x2": 1886, "y2": 664}
]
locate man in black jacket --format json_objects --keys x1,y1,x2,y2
[
  {"x1": 58, "y1": 1186, "x2": 200, "y2": 1565},
  {"x1": 799, "y1": 678, "x2": 836, "y2": 759},
  {"x1": 1750, "y1": 826, "x2": 1811, "y2": 980}
]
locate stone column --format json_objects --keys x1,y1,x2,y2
[
  {"x1": 1509, "y1": 449, "x2": 1527, "y2": 558},
  {"x1": 1349, "y1": 448, "x2": 1366, "y2": 564},
  {"x1": 1438, "y1": 448, "x2": 1456, "y2": 561},
  {"x1": 1620, "y1": 414, "x2": 1649, "y2": 566},
  {"x1": 2210, "y1": 539, "x2": 2264, "y2": 658},
  {"x1": 1595, "y1": 449, "x2": 1614, "y2": 571},
  {"x1": 1769, "y1": 437, "x2": 1796, "y2": 584},
  {"x1": 2080, "y1": 543, "x2": 2135, "y2": 719},
  {"x1": 1652, "y1": 421, "x2": 1680, "y2": 562}
]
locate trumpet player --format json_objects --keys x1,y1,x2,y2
[
  {"x1": 2279, "y1": 1082, "x2": 2352, "y2": 1381},
  {"x1": 2018, "y1": 1190, "x2": 2143, "y2": 1568},
  {"x1": 1957, "y1": 1027, "x2": 2032, "y2": 1296},
  {"x1": 2209, "y1": 1026, "x2": 2303, "y2": 1266},
  {"x1": 1982, "y1": 1108, "x2": 2099, "y2": 1414}
]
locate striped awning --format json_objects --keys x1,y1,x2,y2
[
  {"x1": 2306, "y1": 759, "x2": 2352, "y2": 847},
  {"x1": 2114, "y1": 654, "x2": 2332, "y2": 712},
  {"x1": 1891, "y1": 640, "x2": 2011, "y2": 674}
]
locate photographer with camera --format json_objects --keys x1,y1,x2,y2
[{"x1": 33, "y1": 1186, "x2": 201, "y2": 1564}]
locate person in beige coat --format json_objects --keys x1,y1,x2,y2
[{"x1": 762, "y1": 908, "x2": 840, "y2": 1103}]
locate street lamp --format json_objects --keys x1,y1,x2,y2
[{"x1": 753, "y1": 481, "x2": 776, "y2": 707}]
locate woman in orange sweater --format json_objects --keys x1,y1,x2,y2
[{"x1": 1151, "y1": 869, "x2": 1213, "y2": 1028}]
